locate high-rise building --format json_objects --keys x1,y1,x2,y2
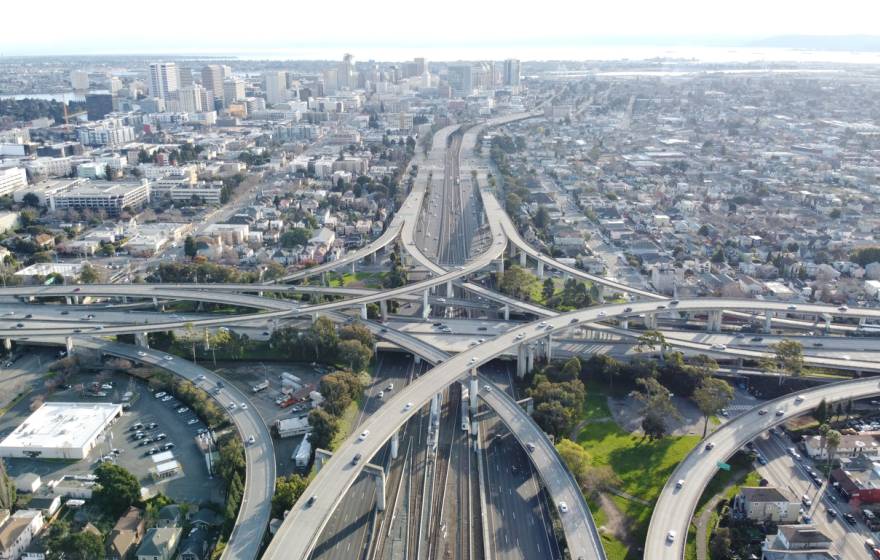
[
  {"x1": 70, "y1": 70, "x2": 89, "y2": 91},
  {"x1": 178, "y1": 67, "x2": 194, "y2": 88},
  {"x1": 337, "y1": 54, "x2": 355, "y2": 90},
  {"x1": 223, "y1": 79, "x2": 246, "y2": 104},
  {"x1": 322, "y1": 69, "x2": 338, "y2": 95},
  {"x1": 503, "y1": 59, "x2": 521, "y2": 87},
  {"x1": 108, "y1": 77, "x2": 124, "y2": 95},
  {"x1": 85, "y1": 93, "x2": 114, "y2": 121},
  {"x1": 201, "y1": 65, "x2": 225, "y2": 108},
  {"x1": 446, "y1": 64, "x2": 474, "y2": 97},
  {"x1": 177, "y1": 86, "x2": 204, "y2": 113},
  {"x1": 263, "y1": 71, "x2": 288, "y2": 105},
  {"x1": 0, "y1": 168, "x2": 27, "y2": 197},
  {"x1": 148, "y1": 62, "x2": 179, "y2": 101}
]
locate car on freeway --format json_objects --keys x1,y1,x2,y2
[
  {"x1": 240, "y1": 403, "x2": 247, "y2": 410},
  {"x1": 623, "y1": 307, "x2": 633, "y2": 313},
  {"x1": 710, "y1": 343, "x2": 727, "y2": 350},
  {"x1": 558, "y1": 502, "x2": 569, "y2": 513},
  {"x1": 776, "y1": 409, "x2": 785, "y2": 416},
  {"x1": 757, "y1": 455, "x2": 768, "y2": 465},
  {"x1": 137, "y1": 351, "x2": 147, "y2": 357},
  {"x1": 386, "y1": 383, "x2": 394, "y2": 391},
  {"x1": 228, "y1": 403, "x2": 237, "y2": 410},
  {"x1": 358, "y1": 430, "x2": 369, "y2": 441},
  {"x1": 705, "y1": 442, "x2": 715, "y2": 450},
  {"x1": 352, "y1": 453, "x2": 362, "y2": 465},
  {"x1": 404, "y1": 402, "x2": 413, "y2": 411},
  {"x1": 163, "y1": 355, "x2": 173, "y2": 361},
  {"x1": 306, "y1": 496, "x2": 317, "y2": 507},
  {"x1": 844, "y1": 512, "x2": 857, "y2": 525},
  {"x1": 526, "y1": 442, "x2": 536, "y2": 452},
  {"x1": 839, "y1": 306, "x2": 849, "y2": 312},
  {"x1": 787, "y1": 305, "x2": 798, "y2": 311},
  {"x1": 597, "y1": 311, "x2": 607, "y2": 318},
  {"x1": 247, "y1": 435, "x2": 256, "y2": 445},
  {"x1": 751, "y1": 336, "x2": 764, "y2": 342},
  {"x1": 758, "y1": 409, "x2": 768, "y2": 416},
  {"x1": 667, "y1": 530, "x2": 676, "y2": 543},
  {"x1": 196, "y1": 375, "x2": 206, "y2": 381},
  {"x1": 795, "y1": 395, "x2": 805, "y2": 403},
  {"x1": 675, "y1": 479, "x2": 684, "y2": 489},
  {"x1": 570, "y1": 318, "x2": 579, "y2": 323}
]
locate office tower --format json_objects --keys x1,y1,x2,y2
[
  {"x1": 85, "y1": 93, "x2": 114, "y2": 120},
  {"x1": 178, "y1": 66, "x2": 194, "y2": 88},
  {"x1": 503, "y1": 59, "x2": 521, "y2": 87},
  {"x1": 201, "y1": 65, "x2": 225, "y2": 108},
  {"x1": 223, "y1": 78, "x2": 246, "y2": 104},
  {"x1": 263, "y1": 71, "x2": 288, "y2": 105},
  {"x1": 447, "y1": 63, "x2": 474, "y2": 97},
  {"x1": 337, "y1": 53, "x2": 355, "y2": 90},
  {"x1": 108, "y1": 76, "x2": 124, "y2": 95},
  {"x1": 322, "y1": 69, "x2": 338, "y2": 95},
  {"x1": 148, "y1": 62, "x2": 179, "y2": 101},
  {"x1": 177, "y1": 86, "x2": 204, "y2": 113},
  {"x1": 70, "y1": 70, "x2": 89, "y2": 91}
]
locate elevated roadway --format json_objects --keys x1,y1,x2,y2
[{"x1": 645, "y1": 375, "x2": 880, "y2": 560}]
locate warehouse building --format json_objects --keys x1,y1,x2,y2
[{"x1": 0, "y1": 402, "x2": 122, "y2": 460}]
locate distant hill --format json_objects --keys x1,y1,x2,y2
[{"x1": 749, "y1": 35, "x2": 880, "y2": 51}]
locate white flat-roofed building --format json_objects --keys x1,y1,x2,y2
[
  {"x1": 0, "y1": 168, "x2": 27, "y2": 197},
  {"x1": 0, "y1": 402, "x2": 122, "y2": 460},
  {"x1": 14, "y1": 262, "x2": 83, "y2": 283},
  {"x1": 48, "y1": 180, "x2": 150, "y2": 215}
]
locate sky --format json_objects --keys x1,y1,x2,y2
[{"x1": 2, "y1": 0, "x2": 880, "y2": 57}]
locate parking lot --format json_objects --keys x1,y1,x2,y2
[{"x1": 0, "y1": 370, "x2": 224, "y2": 505}]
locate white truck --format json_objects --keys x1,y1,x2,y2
[{"x1": 251, "y1": 380, "x2": 269, "y2": 393}]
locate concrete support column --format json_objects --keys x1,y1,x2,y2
[
  {"x1": 644, "y1": 314, "x2": 658, "y2": 330},
  {"x1": 422, "y1": 290, "x2": 430, "y2": 319},
  {"x1": 517, "y1": 343, "x2": 527, "y2": 378},
  {"x1": 537, "y1": 261, "x2": 544, "y2": 279},
  {"x1": 135, "y1": 332, "x2": 149, "y2": 348},
  {"x1": 763, "y1": 311, "x2": 773, "y2": 334},
  {"x1": 508, "y1": 242, "x2": 517, "y2": 258},
  {"x1": 824, "y1": 314, "x2": 832, "y2": 334},
  {"x1": 390, "y1": 431, "x2": 399, "y2": 460},
  {"x1": 65, "y1": 297, "x2": 73, "y2": 306},
  {"x1": 469, "y1": 375, "x2": 479, "y2": 416},
  {"x1": 546, "y1": 334, "x2": 552, "y2": 362},
  {"x1": 707, "y1": 310, "x2": 722, "y2": 332},
  {"x1": 446, "y1": 281, "x2": 453, "y2": 298},
  {"x1": 375, "y1": 469, "x2": 387, "y2": 511},
  {"x1": 860, "y1": 317, "x2": 867, "y2": 328},
  {"x1": 414, "y1": 355, "x2": 422, "y2": 365},
  {"x1": 527, "y1": 345, "x2": 535, "y2": 372},
  {"x1": 152, "y1": 297, "x2": 159, "y2": 309},
  {"x1": 360, "y1": 304, "x2": 368, "y2": 321},
  {"x1": 519, "y1": 252, "x2": 527, "y2": 267},
  {"x1": 621, "y1": 319, "x2": 629, "y2": 330},
  {"x1": 351, "y1": 261, "x2": 356, "y2": 275},
  {"x1": 65, "y1": 336, "x2": 74, "y2": 356},
  {"x1": 496, "y1": 258, "x2": 504, "y2": 276},
  {"x1": 321, "y1": 272, "x2": 327, "y2": 286},
  {"x1": 503, "y1": 305, "x2": 510, "y2": 321},
  {"x1": 379, "y1": 300, "x2": 388, "y2": 322},
  {"x1": 2, "y1": 339, "x2": 10, "y2": 352}
]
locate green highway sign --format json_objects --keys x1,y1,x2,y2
[{"x1": 717, "y1": 461, "x2": 731, "y2": 471}]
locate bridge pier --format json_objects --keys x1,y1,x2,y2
[
  {"x1": 65, "y1": 336, "x2": 74, "y2": 355},
  {"x1": 315, "y1": 449, "x2": 332, "y2": 471},
  {"x1": 644, "y1": 314, "x2": 658, "y2": 330},
  {"x1": 360, "y1": 304, "x2": 368, "y2": 321},
  {"x1": 519, "y1": 251, "x2": 527, "y2": 267},
  {"x1": 621, "y1": 319, "x2": 629, "y2": 330},
  {"x1": 824, "y1": 314, "x2": 832, "y2": 334},
  {"x1": 421, "y1": 290, "x2": 430, "y2": 319},
  {"x1": 379, "y1": 300, "x2": 388, "y2": 322},
  {"x1": 374, "y1": 468, "x2": 387, "y2": 511},
  {"x1": 351, "y1": 261, "x2": 356, "y2": 275},
  {"x1": 65, "y1": 297, "x2": 73, "y2": 306},
  {"x1": 135, "y1": 332, "x2": 149, "y2": 348},
  {"x1": 496, "y1": 258, "x2": 504, "y2": 276},
  {"x1": 537, "y1": 261, "x2": 544, "y2": 279},
  {"x1": 546, "y1": 334, "x2": 552, "y2": 362},
  {"x1": 508, "y1": 242, "x2": 517, "y2": 258},
  {"x1": 391, "y1": 431, "x2": 399, "y2": 459},
  {"x1": 470, "y1": 374, "x2": 479, "y2": 416},
  {"x1": 763, "y1": 311, "x2": 773, "y2": 334},
  {"x1": 517, "y1": 343, "x2": 527, "y2": 377},
  {"x1": 446, "y1": 281, "x2": 453, "y2": 298},
  {"x1": 707, "y1": 310, "x2": 723, "y2": 332},
  {"x1": 527, "y1": 345, "x2": 535, "y2": 372},
  {"x1": 502, "y1": 305, "x2": 510, "y2": 321}
]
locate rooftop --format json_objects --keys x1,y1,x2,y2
[{"x1": 0, "y1": 402, "x2": 121, "y2": 454}]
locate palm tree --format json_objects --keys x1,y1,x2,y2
[{"x1": 825, "y1": 429, "x2": 842, "y2": 477}]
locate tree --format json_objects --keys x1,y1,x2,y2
[
  {"x1": 498, "y1": 265, "x2": 539, "y2": 301},
  {"x1": 94, "y1": 463, "x2": 141, "y2": 517},
  {"x1": 580, "y1": 465, "x2": 622, "y2": 498},
  {"x1": 57, "y1": 532, "x2": 104, "y2": 560},
  {"x1": 556, "y1": 438, "x2": 591, "y2": 483},
  {"x1": 534, "y1": 206, "x2": 551, "y2": 230},
  {"x1": 308, "y1": 408, "x2": 338, "y2": 450},
  {"x1": 710, "y1": 528, "x2": 732, "y2": 560},
  {"x1": 339, "y1": 322, "x2": 374, "y2": 349},
  {"x1": 533, "y1": 401, "x2": 572, "y2": 438},
  {"x1": 558, "y1": 357, "x2": 582, "y2": 382},
  {"x1": 542, "y1": 278, "x2": 555, "y2": 302},
  {"x1": 0, "y1": 460, "x2": 14, "y2": 510},
  {"x1": 634, "y1": 377, "x2": 682, "y2": 440},
  {"x1": 636, "y1": 330, "x2": 667, "y2": 354},
  {"x1": 184, "y1": 235, "x2": 197, "y2": 258},
  {"x1": 762, "y1": 339, "x2": 805, "y2": 381},
  {"x1": 814, "y1": 398, "x2": 829, "y2": 425},
  {"x1": 272, "y1": 473, "x2": 308, "y2": 518},
  {"x1": 280, "y1": 228, "x2": 312, "y2": 248},
  {"x1": 825, "y1": 429, "x2": 841, "y2": 471},
  {"x1": 692, "y1": 378, "x2": 734, "y2": 437},
  {"x1": 22, "y1": 192, "x2": 39, "y2": 208},
  {"x1": 319, "y1": 370, "x2": 364, "y2": 415},
  {"x1": 79, "y1": 263, "x2": 99, "y2": 284},
  {"x1": 337, "y1": 339, "x2": 372, "y2": 372}
]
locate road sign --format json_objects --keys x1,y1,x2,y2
[{"x1": 717, "y1": 461, "x2": 731, "y2": 471}]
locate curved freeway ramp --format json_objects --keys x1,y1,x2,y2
[
  {"x1": 72, "y1": 338, "x2": 274, "y2": 560},
  {"x1": 645, "y1": 376, "x2": 880, "y2": 560}
]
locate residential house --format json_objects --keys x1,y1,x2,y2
[
  {"x1": 732, "y1": 487, "x2": 800, "y2": 523},
  {"x1": 107, "y1": 507, "x2": 146, "y2": 560},
  {"x1": 135, "y1": 527, "x2": 181, "y2": 560},
  {"x1": 0, "y1": 510, "x2": 43, "y2": 560},
  {"x1": 761, "y1": 525, "x2": 834, "y2": 560}
]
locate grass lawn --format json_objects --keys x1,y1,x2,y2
[
  {"x1": 328, "y1": 271, "x2": 385, "y2": 288},
  {"x1": 330, "y1": 397, "x2": 363, "y2": 450},
  {"x1": 574, "y1": 398, "x2": 699, "y2": 558},
  {"x1": 587, "y1": 497, "x2": 631, "y2": 560},
  {"x1": 582, "y1": 381, "x2": 613, "y2": 421}
]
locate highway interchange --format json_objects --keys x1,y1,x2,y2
[{"x1": 1, "y1": 113, "x2": 880, "y2": 560}]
